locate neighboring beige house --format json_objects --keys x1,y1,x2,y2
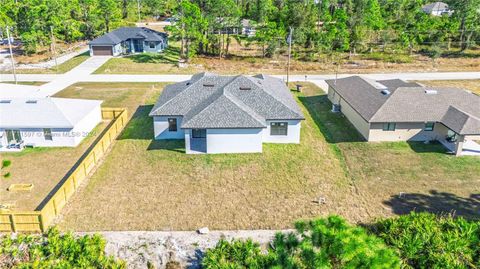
[{"x1": 326, "y1": 76, "x2": 480, "y2": 156}]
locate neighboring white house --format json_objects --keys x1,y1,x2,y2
[
  {"x1": 0, "y1": 97, "x2": 103, "y2": 150},
  {"x1": 149, "y1": 72, "x2": 305, "y2": 154},
  {"x1": 89, "y1": 27, "x2": 168, "y2": 56},
  {"x1": 422, "y1": 2, "x2": 453, "y2": 16}
]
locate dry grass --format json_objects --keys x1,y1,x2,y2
[
  {"x1": 56, "y1": 83, "x2": 359, "y2": 231},
  {"x1": 418, "y1": 80, "x2": 480, "y2": 95},
  {"x1": 299, "y1": 83, "x2": 480, "y2": 220},
  {"x1": 20, "y1": 81, "x2": 477, "y2": 231},
  {"x1": 0, "y1": 122, "x2": 109, "y2": 211},
  {"x1": 93, "y1": 41, "x2": 480, "y2": 75}
]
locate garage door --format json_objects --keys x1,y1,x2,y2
[{"x1": 91, "y1": 45, "x2": 113, "y2": 56}]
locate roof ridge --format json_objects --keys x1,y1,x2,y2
[
  {"x1": 247, "y1": 75, "x2": 302, "y2": 118},
  {"x1": 150, "y1": 76, "x2": 210, "y2": 115},
  {"x1": 223, "y1": 87, "x2": 266, "y2": 125},
  {"x1": 50, "y1": 98, "x2": 76, "y2": 127}
]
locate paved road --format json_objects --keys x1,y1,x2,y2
[{"x1": 2, "y1": 71, "x2": 480, "y2": 84}]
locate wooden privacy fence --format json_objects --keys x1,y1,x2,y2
[{"x1": 0, "y1": 108, "x2": 128, "y2": 233}]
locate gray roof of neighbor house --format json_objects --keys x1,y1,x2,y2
[
  {"x1": 325, "y1": 76, "x2": 422, "y2": 121},
  {"x1": 149, "y1": 73, "x2": 304, "y2": 129},
  {"x1": 327, "y1": 76, "x2": 480, "y2": 135},
  {"x1": 422, "y1": 2, "x2": 449, "y2": 13},
  {"x1": 89, "y1": 27, "x2": 167, "y2": 45}
]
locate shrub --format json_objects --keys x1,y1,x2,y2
[
  {"x1": 202, "y1": 238, "x2": 267, "y2": 269},
  {"x1": 0, "y1": 228, "x2": 125, "y2": 268},
  {"x1": 202, "y1": 216, "x2": 401, "y2": 269},
  {"x1": 372, "y1": 212, "x2": 480, "y2": 269},
  {"x1": 268, "y1": 215, "x2": 401, "y2": 268}
]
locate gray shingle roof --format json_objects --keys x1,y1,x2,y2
[
  {"x1": 328, "y1": 76, "x2": 480, "y2": 135},
  {"x1": 149, "y1": 73, "x2": 304, "y2": 129},
  {"x1": 89, "y1": 27, "x2": 167, "y2": 45},
  {"x1": 441, "y1": 106, "x2": 480, "y2": 135},
  {"x1": 371, "y1": 87, "x2": 480, "y2": 124},
  {"x1": 325, "y1": 76, "x2": 421, "y2": 121}
]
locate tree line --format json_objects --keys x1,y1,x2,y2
[
  {"x1": 0, "y1": 0, "x2": 479, "y2": 58},
  {"x1": 171, "y1": 0, "x2": 480, "y2": 61}
]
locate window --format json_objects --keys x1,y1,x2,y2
[
  {"x1": 382, "y1": 123, "x2": 396, "y2": 131},
  {"x1": 168, "y1": 118, "x2": 177, "y2": 132},
  {"x1": 271, "y1": 122, "x2": 288, "y2": 136},
  {"x1": 424, "y1": 122, "x2": 435, "y2": 131},
  {"x1": 43, "y1": 128, "x2": 53, "y2": 141},
  {"x1": 149, "y1": 42, "x2": 155, "y2": 49},
  {"x1": 192, "y1": 129, "x2": 206, "y2": 138}
]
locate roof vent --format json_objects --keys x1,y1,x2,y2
[
  {"x1": 26, "y1": 100, "x2": 38, "y2": 104},
  {"x1": 240, "y1": 87, "x2": 251, "y2": 90},
  {"x1": 0, "y1": 100, "x2": 11, "y2": 104},
  {"x1": 381, "y1": 89, "x2": 391, "y2": 95},
  {"x1": 425, "y1": 89, "x2": 438, "y2": 95},
  {"x1": 186, "y1": 82, "x2": 191, "y2": 86},
  {"x1": 203, "y1": 83, "x2": 215, "y2": 87}
]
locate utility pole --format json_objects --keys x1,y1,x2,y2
[
  {"x1": 137, "y1": 0, "x2": 141, "y2": 22},
  {"x1": 50, "y1": 26, "x2": 59, "y2": 73},
  {"x1": 6, "y1": 26, "x2": 17, "y2": 84},
  {"x1": 286, "y1": 27, "x2": 293, "y2": 85}
]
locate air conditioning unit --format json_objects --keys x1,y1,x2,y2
[{"x1": 332, "y1": 104, "x2": 341, "y2": 113}]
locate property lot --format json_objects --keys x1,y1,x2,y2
[
  {"x1": 0, "y1": 122, "x2": 108, "y2": 211},
  {"x1": 57, "y1": 83, "x2": 358, "y2": 231},
  {"x1": 57, "y1": 82, "x2": 480, "y2": 231},
  {"x1": 92, "y1": 41, "x2": 480, "y2": 75}
]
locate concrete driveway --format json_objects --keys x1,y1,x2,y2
[{"x1": 36, "y1": 56, "x2": 111, "y2": 97}]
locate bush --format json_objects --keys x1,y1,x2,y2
[
  {"x1": 202, "y1": 239, "x2": 267, "y2": 268},
  {"x1": 0, "y1": 228, "x2": 125, "y2": 268},
  {"x1": 202, "y1": 216, "x2": 401, "y2": 269},
  {"x1": 363, "y1": 52, "x2": 413, "y2": 63},
  {"x1": 268, "y1": 216, "x2": 401, "y2": 268},
  {"x1": 372, "y1": 212, "x2": 480, "y2": 269}
]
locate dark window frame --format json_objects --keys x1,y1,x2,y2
[
  {"x1": 192, "y1": 129, "x2": 206, "y2": 138},
  {"x1": 168, "y1": 118, "x2": 177, "y2": 132},
  {"x1": 43, "y1": 128, "x2": 53, "y2": 141},
  {"x1": 149, "y1": 41, "x2": 156, "y2": 49},
  {"x1": 382, "y1": 123, "x2": 396, "y2": 131},
  {"x1": 424, "y1": 122, "x2": 435, "y2": 131},
  {"x1": 270, "y1": 122, "x2": 288, "y2": 136}
]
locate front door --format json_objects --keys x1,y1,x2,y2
[{"x1": 6, "y1": 130, "x2": 21, "y2": 144}]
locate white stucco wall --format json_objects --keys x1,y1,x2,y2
[
  {"x1": 206, "y1": 128, "x2": 263, "y2": 154},
  {"x1": 153, "y1": 116, "x2": 185, "y2": 140},
  {"x1": 262, "y1": 120, "x2": 301, "y2": 143},
  {"x1": 0, "y1": 104, "x2": 102, "y2": 148},
  {"x1": 0, "y1": 128, "x2": 75, "y2": 147}
]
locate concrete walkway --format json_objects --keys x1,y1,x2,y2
[{"x1": 36, "y1": 56, "x2": 111, "y2": 97}]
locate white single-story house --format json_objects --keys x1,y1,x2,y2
[
  {"x1": 89, "y1": 27, "x2": 168, "y2": 56},
  {"x1": 149, "y1": 72, "x2": 305, "y2": 154},
  {"x1": 326, "y1": 76, "x2": 480, "y2": 156},
  {"x1": 422, "y1": 2, "x2": 453, "y2": 16},
  {"x1": 0, "y1": 97, "x2": 103, "y2": 151}
]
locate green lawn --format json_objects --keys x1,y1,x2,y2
[{"x1": 50, "y1": 82, "x2": 480, "y2": 231}]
